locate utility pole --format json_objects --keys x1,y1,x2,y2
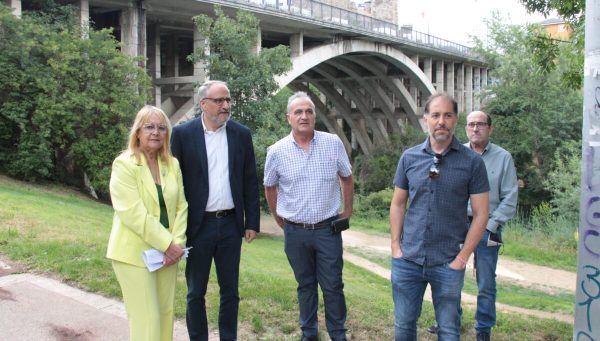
[{"x1": 575, "y1": 0, "x2": 600, "y2": 339}]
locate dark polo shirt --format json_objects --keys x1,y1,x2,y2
[{"x1": 393, "y1": 136, "x2": 489, "y2": 266}]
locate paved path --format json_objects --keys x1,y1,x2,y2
[
  {"x1": 0, "y1": 258, "x2": 216, "y2": 341},
  {"x1": 260, "y1": 216, "x2": 576, "y2": 323}
]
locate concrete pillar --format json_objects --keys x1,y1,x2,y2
[
  {"x1": 410, "y1": 55, "x2": 419, "y2": 68},
  {"x1": 5, "y1": 0, "x2": 21, "y2": 17},
  {"x1": 290, "y1": 32, "x2": 304, "y2": 57},
  {"x1": 446, "y1": 62, "x2": 455, "y2": 98},
  {"x1": 481, "y1": 67, "x2": 488, "y2": 89},
  {"x1": 147, "y1": 23, "x2": 161, "y2": 106},
  {"x1": 473, "y1": 67, "x2": 481, "y2": 110},
  {"x1": 465, "y1": 65, "x2": 473, "y2": 113},
  {"x1": 79, "y1": 0, "x2": 89, "y2": 38},
  {"x1": 434, "y1": 60, "x2": 444, "y2": 92},
  {"x1": 251, "y1": 25, "x2": 261, "y2": 55},
  {"x1": 423, "y1": 57, "x2": 432, "y2": 82},
  {"x1": 455, "y1": 63, "x2": 464, "y2": 112},
  {"x1": 193, "y1": 27, "x2": 207, "y2": 82},
  {"x1": 120, "y1": 1, "x2": 146, "y2": 67},
  {"x1": 164, "y1": 35, "x2": 176, "y2": 78}
]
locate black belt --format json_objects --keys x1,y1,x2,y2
[
  {"x1": 283, "y1": 218, "x2": 332, "y2": 230},
  {"x1": 204, "y1": 209, "x2": 235, "y2": 218}
]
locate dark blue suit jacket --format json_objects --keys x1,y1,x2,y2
[{"x1": 171, "y1": 117, "x2": 260, "y2": 241}]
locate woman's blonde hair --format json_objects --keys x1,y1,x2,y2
[{"x1": 127, "y1": 105, "x2": 173, "y2": 167}]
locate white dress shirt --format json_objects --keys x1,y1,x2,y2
[{"x1": 202, "y1": 115, "x2": 234, "y2": 211}]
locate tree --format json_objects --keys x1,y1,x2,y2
[
  {"x1": 0, "y1": 4, "x2": 150, "y2": 197},
  {"x1": 472, "y1": 14, "x2": 583, "y2": 209},
  {"x1": 520, "y1": 0, "x2": 586, "y2": 89},
  {"x1": 188, "y1": 6, "x2": 292, "y2": 130}
]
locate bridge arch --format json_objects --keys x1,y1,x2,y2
[{"x1": 275, "y1": 39, "x2": 436, "y2": 155}]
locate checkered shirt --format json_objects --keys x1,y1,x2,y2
[{"x1": 264, "y1": 131, "x2": 352, "y2": 224}]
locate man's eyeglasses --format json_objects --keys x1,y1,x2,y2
[
  {"x1": 142, "y1": 124, "x2": 167, "y2": 133},
  {"x1": 466, "y1": 122, "x2": 489, "y2": 129},
  {"x1": 429, "y1": 153, "x2": 442, "y2": 178},
  {"x1": 203, "y1": 97, "x2": 232, "y2": 106}
]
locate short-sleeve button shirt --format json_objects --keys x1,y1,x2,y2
[
  {"x1": 264, "y1": 131, "x2": 352, "y2": 224},
  {"x1": 393, "y1": 137, "x2": 489, "y2": 266}
]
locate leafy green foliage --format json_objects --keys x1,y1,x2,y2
[
  {"x1": 188, "y1": 6, "x2": 292, "y2": 130},
  {"x1": 543, "y1": 141, "x2": 581, "y2": 220},
  {"x1": 520, "y1": 0, "x2": 585, "y2": 89},
  {"x1": 0, "y1": 4, "x2": 150, "y2": 196},
  {"x1": 472, "y1": 14, "x2": 582, "y2": 209}
]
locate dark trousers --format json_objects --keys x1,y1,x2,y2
[
  {"x1": 283, "y1": 222, "x2": 347, "y2": 340},
  {"x1": 186, "y1": 215, "x2": 242, "y2": 341}
]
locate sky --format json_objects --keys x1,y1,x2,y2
[{"x1": 396, "y1": 0, "x2": 552, "y2": 46}]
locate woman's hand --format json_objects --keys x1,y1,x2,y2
[{"x1": 163, "y1": 242, "x2": 184, "y2": 267}]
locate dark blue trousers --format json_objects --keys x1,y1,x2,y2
[
  {"x1": 186, "y1": 215, "x2": 242, "y2": 341},
  {"x1": 284, "y1": 222, "x2": 347, "y2": 340}
]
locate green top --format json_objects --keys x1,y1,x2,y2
[{"x1": 155, "y1": 184, "x2": 169, "y2": 229}]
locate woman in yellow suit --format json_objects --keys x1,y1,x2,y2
[{"x1": 107, "y1": 105, "x2": 188, "y2": 341}]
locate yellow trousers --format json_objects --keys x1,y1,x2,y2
[{"x1": 112, "y1": 260, "x2": 178, "y2": 341}]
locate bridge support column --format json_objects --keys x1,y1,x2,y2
[
  {"x1": 148, "y1": 23, "x2": 161, "y2": 106},
  {"x1": 423, "y1": 57, "x2": 433, "y2": 84},
  {"x1": 120, "y1": 1, "x2": 146, "y2": 67},
  {"x1": 465, "y1": 65, "x2": 473, "y2": 113},
  {"x1": 251, "y1": 25, "x2": 261, "y2": 55},
  {"x1": 455, "y1": 64, "x2": 464, "y2": 112},
  {"x1": 5, "y1": 0, "x2": 21, "y2": 17},
  {"x1": 434, "y1": 60, "x2": 444, "y2": 92},
  {"x1": 474, "y1": 67, "x2": 481, "y2": 110},
  {"x1": 290, "y1": 32, "x2": 304, "y2": 57},
  {"x1": 446, "y1": 62, "x2": 455, "y2": 98},
  {"x1": 78, "y1": 0, "x2": 89, "y2": 38},
  {"x1": 193, "y1": 27, "x2": 208, "y2": 83},
  {"x1": 481, "y1": 67, "x2": 488, "y2": 97}
]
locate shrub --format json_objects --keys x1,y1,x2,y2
[
  {"x1": 355, "y1": 188, "x2": 394, "y2": 219},
  {"x1": 0, "y1": 4, "x2": 150, "y2": 197}
]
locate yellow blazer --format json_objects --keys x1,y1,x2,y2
[{"x1": 106, "y1": 152, "x2": 188, "y2": 268}]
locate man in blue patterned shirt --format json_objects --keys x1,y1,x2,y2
[
  {"x1": 264, "y1": 91, "x2": 353, "y2": 341},
  {"x1": 389, "y1": 93, "x2": 490, "y2": 341}
]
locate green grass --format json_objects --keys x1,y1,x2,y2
[
  {"x1": 0, "y1": 175, "x2": 573, "y2": 340},
  {"x1": 501, "y1": 226, "x2": 577, "y2": 272}
]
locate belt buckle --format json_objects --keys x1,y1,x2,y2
[
  {"x1": 304, "y1": 223, "x2": 316, "y2": 230},
  {"x1": 215, "y1": 210, "x2": 226, "y2": 218}
]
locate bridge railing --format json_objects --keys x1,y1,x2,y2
[{"x1": 221, "y1": 0, "x2": 475, "y2": 57}]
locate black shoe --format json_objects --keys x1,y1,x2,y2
[
  {"x1": 476, "y1": 331, "x2": 490, "y2": 341},
  {"x1": 426, "y1": 324, "x2": 439, "y2": 334},
  {"x1": 301, "y1": 336, "x2": 318, "y2": 341}
]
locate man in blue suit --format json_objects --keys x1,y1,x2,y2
[{"x1": 171, "y1": 80, "x2": 260, "y2": 341}]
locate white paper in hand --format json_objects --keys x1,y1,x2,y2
[{"x1": 143, "y1": 249, "x2": 164, "y2": 272}]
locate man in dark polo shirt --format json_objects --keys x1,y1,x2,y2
[{"x1": 389, "y1": 93, "x2": 490, "y2": 341}]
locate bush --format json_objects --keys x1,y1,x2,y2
[
  {"x1": 355, "y1": 188, "x2": 394, "y2": 219},
  {"x1": 0, "y1": 4, "x2": 150, "y2": 197},
  {"x1": 543, "y1": 141, "x2": 581, "y2": 221}
]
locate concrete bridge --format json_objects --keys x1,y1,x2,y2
[{"x1": 8, "y1": 0, "x2": 489, "y2": 154}]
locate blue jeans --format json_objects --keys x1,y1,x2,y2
[
  {"x1": 474, "y1": 228, "x2": 501, "y2": 334},
  {"x1": 284, "y1": 222, "x2": 347, "y2": 340},
  {"x1": 392, "y1": 257, "x2": 465, "y2": 341}
]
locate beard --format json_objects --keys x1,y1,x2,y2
[{"x1": 431, "y1": 126, "x2": 455, "y2": 143}]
